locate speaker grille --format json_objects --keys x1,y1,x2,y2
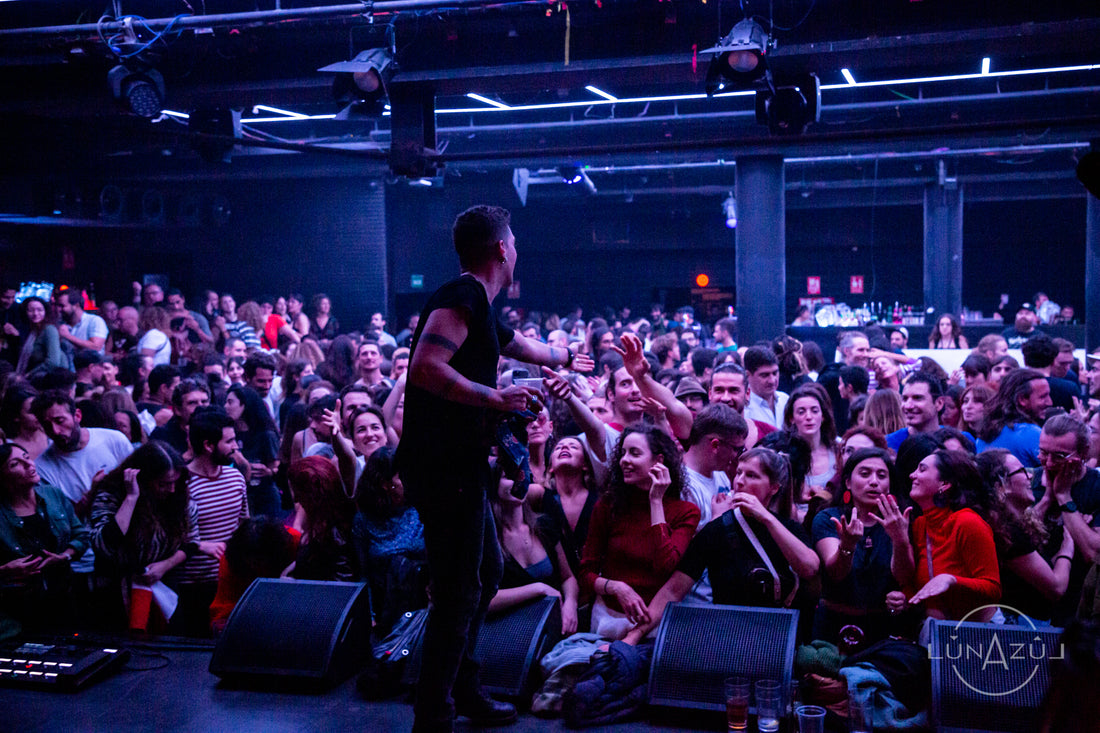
[
  {"x1": 930, "y1": 620, "x2": 1061, "y2": 733},
  {"x1": 211, "y1": 579, "x2": 368, "y2": 680},
  {"x1": 649, "y1": 603, "x2": 798, "y2": 711},
  {"x1": 475, "y1": 597, "x2": 561, "y2": 698}
]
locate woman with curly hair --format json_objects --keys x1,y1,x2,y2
[
  {"x1": 784, "y1": 383, "x2": 839, "y2": 515},
  {"x1": 578, "y1": 423, "x2": 699, "y2": 639},
  {"x1": 287, "y1": 456, "x2": 358, "y2": 582},
  {"x1": 16, "y1": 297, "x2": 65, "y2": 375},
  {"x1": 623, "y1": 447, "x2": 821, "y2": 643}
]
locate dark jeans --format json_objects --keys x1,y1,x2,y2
[{"x1": 402, "y1": 462, "x2": 504, "y2": 733}]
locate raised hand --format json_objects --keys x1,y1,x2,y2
[
  {"x1": 124, "y1": 467, "x2": 141, "y2": 498},
  {"x1": 731, "y1": 490, "x2": 770, "y2": 521},
  {"x1": 611, "y1": 333, "x2": 650, "y2": 382},
  {"x1": 570, "y1": 351, "x2": 595, "y2": 374},
  {"x1": 541, "y1": 366, "x2": 573, "y2": 401},
  {"x1": 868, "y1": 495, "x2": 912, "y2": 546},
  {"x1": 648, "y1": 462, "x2": 671, "y2": 503},
  {"x1": 830, "y1": 506, "x2": 865, "y2": 550}
]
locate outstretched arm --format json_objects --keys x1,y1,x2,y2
[
  {"x1": 612, "y1": 333, "x2": 693, "y2": 440},
  {"x1": 502, "y1": 333, "x2": 595, "y2": 373}
]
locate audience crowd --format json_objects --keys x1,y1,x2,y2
[{"x1": 2, "y1": 279, "x2": 1099, "y2": 725}]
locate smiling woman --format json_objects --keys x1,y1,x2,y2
[{"x1": 812, "y1": 447, "x2": 918, "y2": 644}]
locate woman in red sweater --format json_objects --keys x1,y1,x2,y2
[
  {"x1": 579, "y1": 423, "x2": 699, "y2": 639},
  {"x1": 905, "y1": 449, "x2": 1001, "y2": 621}
]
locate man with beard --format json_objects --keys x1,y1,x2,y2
[
  {"x1": 1002, "y1": 303, "x2": 1043, "y2": 349},
  {"x1": 176, "y1": 407, "x2": 246, "y2": 636},
  {"x1": 32, "y1": 390, "x2": 134, "y2": 622}
]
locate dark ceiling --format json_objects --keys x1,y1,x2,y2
[{"x1": 1, "y1": 0, "x2": 1099, "y2": 206}]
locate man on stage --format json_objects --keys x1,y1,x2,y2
[{"x1": 397, "y1": 205, "x2": 593, "y2": 733}]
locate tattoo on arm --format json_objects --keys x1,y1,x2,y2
[{"x1": 421, "y1": 332, "x2": 460, "y2": 352}]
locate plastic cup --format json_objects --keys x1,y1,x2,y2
[
  {"x1": 849, "y1": 689, "x2": 874, "y2": 733},
  {"x1": 754, "y1": 679, "x2": 782, "y2": 733},
  {"x1": 724, "y1": 677, "x2": 750, "y2": 731},
  {"x1": 796, "y1": 705, "x2": 826, "y2": 733}
]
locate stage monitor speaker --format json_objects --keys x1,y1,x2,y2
[
  {"x1": 648, "y1": 602, "x2": 798, "y2": 713},
  {"x1": 210, "y1": 578, "x2": 370, "y2": 687},
  {"x1": 473, "y1": 596, "x2": 561, "y2": 700},
  {"x1": 929, "y1": 618, "x2": 1062, "y2": 733}
]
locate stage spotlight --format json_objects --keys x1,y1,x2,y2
[
  {"x1": 559, "y1": 164, "x2": 584, "y2": 184},
  {"x1": 108, "y1": 65, "x2": 165, "y2": 118},
  {"x1": 755, "y1": 73, "x2": 820, "y2": 135},
  {"x1": 320, "y1": 46, "x2": 396, "y2": 116},
  {"x1": 723, "y1": 193, "x2": 737, "y2": 229},
  {"x1": 559, "y1": 165, "x2": 597, "y2": 194},
  {"x1": 703, "y1": 19, "x2": 770, "y2": 96}
]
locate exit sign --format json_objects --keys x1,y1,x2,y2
[{"x1": 410, "y1": 274, "x2": 424, "y2": 289}]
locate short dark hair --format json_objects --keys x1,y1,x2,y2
[
  {"x1": 743, "y1": 345, "x2": 778, "y2": 374},
  {"x1": 715, "y1": 317, "x2": 738, "y2": 338},
  {"x1": 839, "y1": 365, "x2": 870, "y2": 394},
  {"x1": 691, "y1": 348, "x2": 718, "y2": 377},
  {"x1": 73, "y1": 349, "x2": 101, "y2": 372},
  {"x1": 687, "y1": 402, "x2": 748, "y2": 447},
  {"x1": 31, "y1": 389, "x2": 76, "y2": 423},
  {"x1": 1021, "y1": 335, "x2": 1058, "y2": 369},
  {"x1": 244, "y1": 351, "x2": 277, "y2": 379},
  {"x1": 453, "y1": 205, "x2": 511, "y2": 270},
  {"x1": 188, "y1": 406, "x2": 234, "y2": 456},
  {"x1": 961, "y1": 353, "x2": 991, "y2": 378},
  {"x1": 903, "y1": 371, "x2": 944, "y2": 400},
  {"x1": 148, "y1": 364, "x2": 180, "y2": 395},
  {"x1": 171, "y1": 378, "x2": 212, "y2": 408},
  {"x1": 60, "y1": 290, "x2": 83, "y2": 308}
]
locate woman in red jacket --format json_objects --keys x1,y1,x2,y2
[
  {"x1": 579, "y1": 423, "x2": 699, "y2": 639},
  {"x1": 904, "y1": 449, "x2": 1001, "y2": 621}
]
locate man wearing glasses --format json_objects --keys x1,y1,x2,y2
[{"x1": 1031, "y1": 414, "x2": 1100, "y2": 624}]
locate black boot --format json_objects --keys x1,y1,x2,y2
[{"x1": 453, "y1": 689, "x2": 518, "y2": 726}]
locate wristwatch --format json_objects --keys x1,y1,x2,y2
[
  {"x1": 563, "y1": 350, "x2": 575, "y2": 368},
  {"x1": 1059, "y1": 500, "x2": 1078, "y2": 514}
]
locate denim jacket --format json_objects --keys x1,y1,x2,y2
[{"x1": 0, "y1": 484, "x2": 89, "y2": 562}]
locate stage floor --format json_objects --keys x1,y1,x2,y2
[{"x1": 1, "y1": 639, "x2": 726, "y2": 733}]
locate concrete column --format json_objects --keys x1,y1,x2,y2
[
  {"x1": 923, "y1": 183, "x2": 964, "y2": 317},
  {"x1": 735, "y1": 156, "x2": 785, "y2": 345}
]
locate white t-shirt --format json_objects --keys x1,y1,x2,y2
[
  {"x1": 683, "y1": 466, "x2": 732, "y2": 529},
  {"x1": 137, "y1": 329, "x2": 172, "y2": 365},
  {"x1": 36, "y1": 427, "x2": 134, "y2": 573},
  {"x1": 577, "y1": 423, "x2": 620, "y2": 491},
  {"x1": 71, "y1": 312, "x2": 109, "y2": 354}
]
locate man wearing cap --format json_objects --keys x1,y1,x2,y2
[
  {"x1": 743, "y1": 345, "x2": 788, "y2": 429},
  {"x1": 674, "y1": 376, "x2": 708, "y2": 418},
  {"x1": 889, "y1": 327, "x2": 909, "y2": 351},
  {"x1": 73, "y1": 349, "x2": 106, "y2": 398},
  {"x1": 1002, "y1": 303, "x2": 1043, "y2": 349}
]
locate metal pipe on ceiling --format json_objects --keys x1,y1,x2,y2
[{"x1": 0, "y1": 0, "x2": 537, "y2": 38}]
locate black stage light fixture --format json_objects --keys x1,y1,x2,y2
[
  {"x1": 320, "y1": 47, "x2": 396, "y2": 118},
  {"x1": 703, "y1": 19, "x2": 770, "y2": 96},
  {"x1": 755, "y1": 73, "x2": 820, "y2": 135},
  {"x1": 108, "y1": 64, "x2": 165, "y2": 118}
]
